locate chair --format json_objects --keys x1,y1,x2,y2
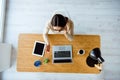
[
  {"x1": 51, "y1": 8, "x2": 71, "y2": 19},
  {"x1": 0, "y1": 43, "x2": 11, "y2": 72}
]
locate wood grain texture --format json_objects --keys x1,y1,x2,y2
[{"x1": 17, "y1": 34, "x2": 100, "y2": 73}]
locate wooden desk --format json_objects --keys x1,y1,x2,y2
[{"x1": 17, "y1": 34, "x2": 100, "y2": 73}]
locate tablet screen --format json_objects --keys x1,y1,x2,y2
[{"x1": 32, "y1": 41, "x2": 46, "y2": 57}]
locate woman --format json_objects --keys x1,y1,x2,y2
[{"x1": 43, "y1": 14, "x2": 74, "y2": 52}]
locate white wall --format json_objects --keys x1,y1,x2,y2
[
  {"x1": 1, "y1": 0, "x2": 120, "y2": 80},
  {"x1": 0, "y1": 0, "x2": 6, "y2": 42}
]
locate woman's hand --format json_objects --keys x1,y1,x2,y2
[{"x1": 46, "y1": 44, "x2": 50, "y2": 53}]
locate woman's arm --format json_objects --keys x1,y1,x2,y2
[
  {"x1": 43, "y1": 26, "x2": 49, "y2": 45},
  {"x1": 43, "y1": 23, "x2": 51, "y2": 52},
  {"x1": 64, "y1": 20, "x2": 74, "y2": 41},
  {"x1": 43, "y1": 22, "x2": 51, "y2": 45}
]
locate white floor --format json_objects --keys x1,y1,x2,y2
[{"x1": 1, "y1": 0, "x2": 120, "y2": 80}]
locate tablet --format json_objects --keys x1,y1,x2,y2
[{"x1": 32, "y1": 41, "x2": 46, "y2": 57}]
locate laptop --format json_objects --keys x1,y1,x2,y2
[{"x1": 52, "y1": 45, "x2": 72, "y2": 63}]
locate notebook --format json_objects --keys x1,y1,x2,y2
[{"x1": 52, "y1": 45, "x2": 72, "y2": 63}]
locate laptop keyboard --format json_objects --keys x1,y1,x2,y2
[{"x1": 54, "y1": 51, "x2": 71, "y2": 58}]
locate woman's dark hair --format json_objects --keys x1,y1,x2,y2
[{"x1": 51, "y1": 14, "x2": 68, "y2": 27}]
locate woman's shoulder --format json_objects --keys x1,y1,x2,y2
[
  {"x1": 68, "y1": 18, "x2": 73, "y2": 24},
  {"x1": 66, "y1": 18, "x2": 74, "y2": 28},
  {"x1": 46, "y1": 21, "x2": 52, "y2": 29}
]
